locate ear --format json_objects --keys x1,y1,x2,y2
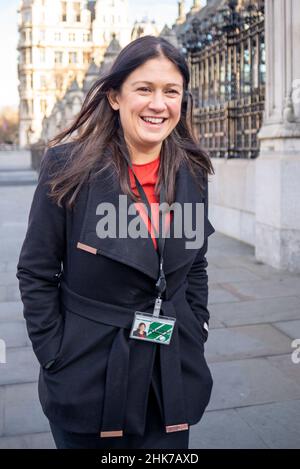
[{"x1": 107, "y1": 89, "x2": 120, "y2": 111}]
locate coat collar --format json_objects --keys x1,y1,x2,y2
[{"x1": 77, "y1": 160, "x2": 212, "y2": 281}]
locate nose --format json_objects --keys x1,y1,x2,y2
[{"x1": 148, "y1": 91, "x2": 167, "y2": 112}]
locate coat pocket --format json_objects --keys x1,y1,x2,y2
[
  {"x1": 43, "y1": 305, "x2": 118, "y2": 374},
  {"x1": 43, "y1": 319, "x2": 66, "y2": 373},
  {"x1": 193, "y1": 312, "x2": 209, "y2": 343},
  {"x1": 181, "y1": 296, "x2": 208, "y2": 346}
]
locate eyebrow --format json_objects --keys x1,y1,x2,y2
[{"x1": 131, "y1": 81, "x2": 183, "y2": 88}]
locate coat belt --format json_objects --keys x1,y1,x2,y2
[{"x1": 60, "y1": 280, "x2": 189, "y2": 438}]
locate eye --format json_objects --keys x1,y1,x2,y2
[
  {"x1": 137, "y1": 87, "x2": 151, "y2": 93},
  {"x1": 166, "y1": 89, "x2": 180, "y2": 95}
]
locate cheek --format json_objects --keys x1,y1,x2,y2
[
  {"x1": 169, "y1": 102, "x2": 182, "y2": 123},
  {"x1": 126, "y1": 97, "x2": 146, "y2": 117}
]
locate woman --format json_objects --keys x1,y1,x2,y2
[
  {"x1": 16, "y1": 35, "x2": 215, "y2": 449},
  {"x1": 132, "y1": 322, "x2": 147, "y2": 338}
]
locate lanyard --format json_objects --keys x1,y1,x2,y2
[{"x1": 124, "y1": 154, "x2": 167, "y2": 309}]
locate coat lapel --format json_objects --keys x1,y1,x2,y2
[{"x1": 77, "y1": 161, "x2": 210, "y2": 280}]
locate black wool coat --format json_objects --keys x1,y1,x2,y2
[{"x1": 16, "y1": 142, "x2": 215, "y2": 438}]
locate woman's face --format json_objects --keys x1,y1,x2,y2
[{"x1": 108, "y1": 55, "x2": 184, "y2": 154}]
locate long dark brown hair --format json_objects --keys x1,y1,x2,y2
[{"x1": 47, "y1": 35, "x2": 214, "y2": 208}]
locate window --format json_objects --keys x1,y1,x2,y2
[
  {"x1": 69, "y1": 51, "x2": 78, "y2": 64},
  {"x1": 22, "y1": 99, "x2": 33, "y2": 117},
  {"x1": 83, "y1": 52, "x2": 91, "y2": 64},
  {"x1": 23, "y1": 10, "x2": 31, "y2": 24},
  {"x1": 83, "y1": 33, "x2": 90, "y2": 42},
  {"x1": 61, "y1": 1, "x2": 67, "y2": 22},
  {"x1": 20, "y1": 74, "x2": 26, "y2": 88},
  {"x1": 55, "y1": 74, "x2": 64, "y2": 89},
  {"x1": 40, "y1": 75, "x2": 47, "y2": 88},
  {"x1": 39, "y1": 48, "x2": 46, "y2": 62},
  {"x1": 55, "y1": 32, "x2": 61, "y2": 41},
  {"x1": 54, "y1": 51, "x2": 63, "y2": 64},
  {"x1": 25, "y1": 48, "x2": 32, "y2": 64},
  {"x1": 30, "y1": 73, "x2": 33, "y2": 88},
  {"x1": 40, "y1": 99, "x2": 47, "y2": 115},
  {"x1": 69, "y1": 32, "x2": 76, "y2": 41},
  {"x1": 74, "y1": 2, "x2": 81, "y2": 22},
  {"x1": 40, "y1": 30, "x2": 45, "y2": 41}
]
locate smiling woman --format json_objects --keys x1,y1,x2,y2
[
  {"x1": 107, "y1": 57, "x2": 184, "y2": 164},
  {"x1": 16, "y1": 35, "x2": 215, "y2": 450}
]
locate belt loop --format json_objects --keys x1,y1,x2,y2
[
  {"x1": 100, "y1": 329, "x2": 129, "y2": 438},
  {"x1": 159, "y1": 300, "x2": 189, "y2": 433}
]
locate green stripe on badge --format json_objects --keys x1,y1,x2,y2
[{"x1": 147, "y1": 322, "x2": 173, "y2": 342}]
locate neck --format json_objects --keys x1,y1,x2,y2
[{"x1": 125, "y1": 139, "x2": 162, "y2": 165}]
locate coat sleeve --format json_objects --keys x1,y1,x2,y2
[
  {"x1": 16, "y1": 146, "x2": 66, "y2": 368},
  {"x1": 185, "y1": 177, "x2": 215, "y2": 342}
]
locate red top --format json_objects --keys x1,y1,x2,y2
[{"x1": 128, "y1": 155, "x2": 171, "y2": 250}]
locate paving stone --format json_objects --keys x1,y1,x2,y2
[
  {"x1": 0, "y1": 301, "x2": 23, "y2": 322},
  {"x1": 207, "y1": 316, "x2": 224, "y2": 329},
  {"x1": 236, "y1": 400, "x2": 300, "y2": 449},
  {"x1": 273, "y1": 320, "x2": 300, "y2": 340},
  {"x1": 207, "y1": 357, "x2": 300, "y2": 411},
  {"x1": 266, "y1": 354, "x2": 300, "y2": 386},
  {"x1": 3, "y1": 382, "x2": 50, "y2": 436},
  {"x1": 0, "y1": 285, "x2": 20, "y2": 302},
  {"x1": 216, "y1": 279, "x2": 300, "y2": 300},
  {"x1": 0, "y1": 151, "x2": 31, "y2": 170},
  {"x1": 210, "y1": 296, "x2": 300, "y2": 326},
  {"x1": 189, "y1": 408, "x2": 267, "y2": 449},
  {"x1": 205, "y1": 324, "x2": 292, "y2": 362},
  {"x1": 208, "y1": 285, "x2": 241, "y2": 304},
  {"x1": 0, "y1": 431, "x2": 55, "y2": 449},
  {"x1": 0, "y1": 170, "x2": 38, "y2": 185},
  {"x1": 208, "y1": 266, "x2": 262, "y2": 283},
  {"x1": 5, "y1": 261, "x2": 20, "y2": 273},
  {"x1": 209, "y1": 253, "x2": 296, "y2": 281},
  {"x1": 0, "y1": 347, "x2": 39, "y2": 385},
  {"x1": 0, "y1": 321, "x2": 30, "y2": 348},
  {"x1": 0, "y1": 271, "x2": 19, "y2": 287}
]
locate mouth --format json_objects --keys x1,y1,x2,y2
[{"x1": 140, "y1": 116, "x2": 168, "y2": 126}]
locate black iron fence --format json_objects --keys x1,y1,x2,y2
[{"x1": 180, "y1": 0, "x2": 265, "y2": 158}]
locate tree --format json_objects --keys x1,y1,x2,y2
[{"x1": 0, "y1": 107, "x2": 19, "y2": 145}]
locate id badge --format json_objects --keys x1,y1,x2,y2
[{"x1": 129, "y1": 311, "x2": 176, "y2": 345}]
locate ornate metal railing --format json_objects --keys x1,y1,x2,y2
[{"x1": 180, "y1": 0, "x2": 265, "y2": 158}]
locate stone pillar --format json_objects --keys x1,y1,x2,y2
[
  {"x1": 190, "y1": 0, "x2": 202, "y2": 15},
  {"x1": 176, "y1": 1, "x2": 186, "y2": 25},
  {"x1": 256, "y1": 0, "x2": 300, "y2": 272}
]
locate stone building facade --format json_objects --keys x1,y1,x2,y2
[
  {"x1": 41, "y1": 36, "x2": 122, "y2": 142},
  {"x1": 17, "y1": 0, "x2": 131, "y2": 147}
]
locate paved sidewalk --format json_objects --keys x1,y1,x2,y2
[{"x1": 0, "y1": 153, "x2": 299, "y2": 448}]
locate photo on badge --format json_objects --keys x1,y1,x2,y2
[{"x1": 129, "y1": 312, "x2": 176, "y2": 345}]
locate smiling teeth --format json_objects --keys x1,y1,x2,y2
[{"x1": 142, "y1": 117, "x2": 165, "y2": 124}]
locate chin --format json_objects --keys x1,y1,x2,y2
[{"x1": 138, "y1": 133, "x2": 166, "y2": 145}]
